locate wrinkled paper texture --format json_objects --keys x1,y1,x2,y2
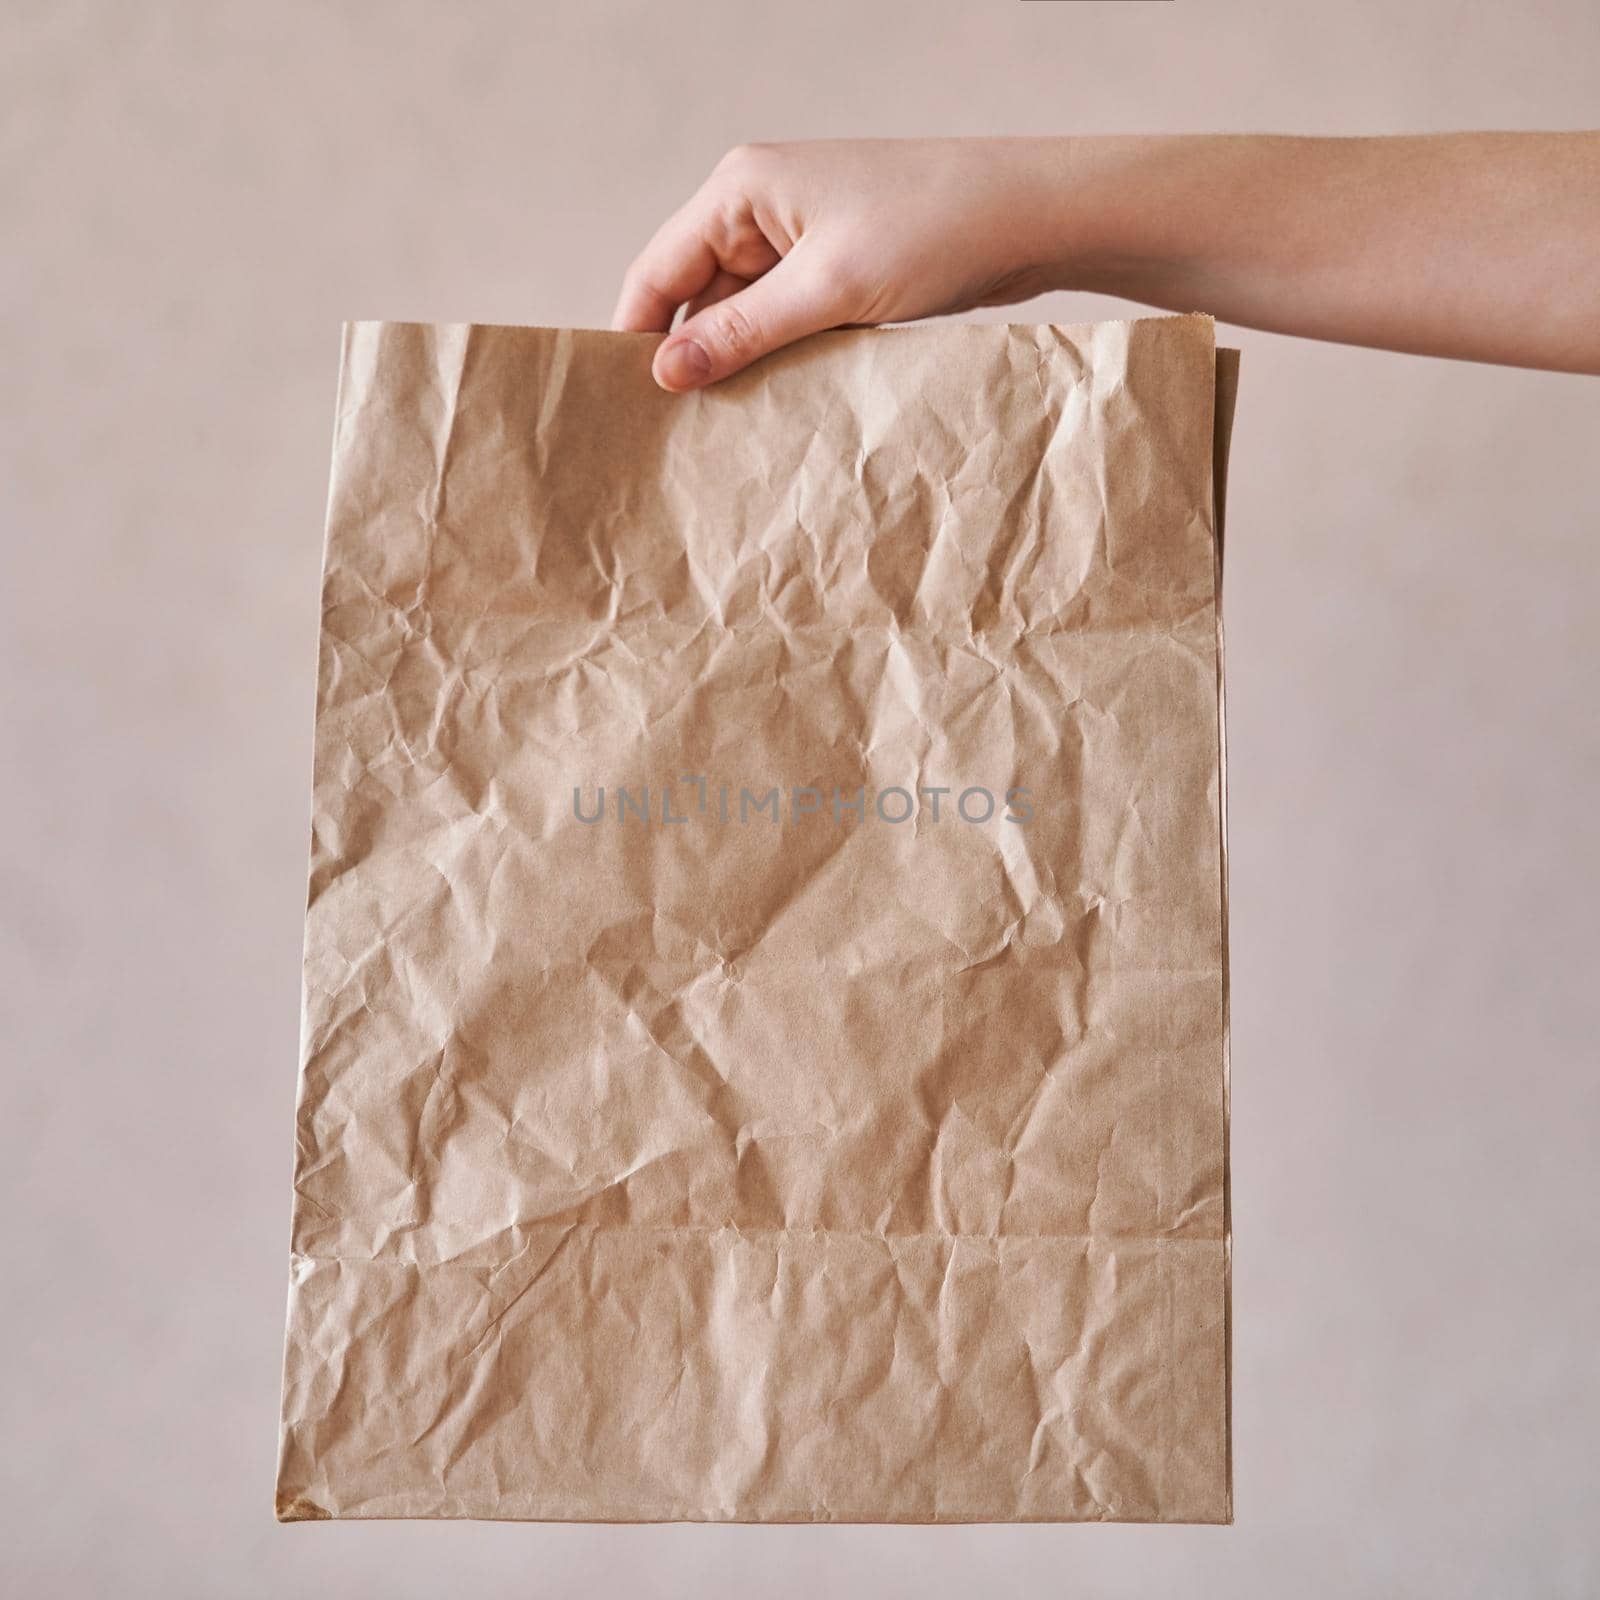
[{"x1": 277, "y1": 314, "x2": 1237, "y2": 1523}]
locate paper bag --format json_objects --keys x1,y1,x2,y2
[{"x1": 277, "y1": 314, "x2": 1237, "y2": 1523}]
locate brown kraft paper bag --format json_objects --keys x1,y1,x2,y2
[{"x1": 277, "y1": 313, "x2": 1238, "y2": 1523}]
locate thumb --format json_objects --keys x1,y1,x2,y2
[{"x1": 652, "y1": 250, "x2": 846, "y2": 392}]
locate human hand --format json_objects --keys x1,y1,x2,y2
[
  {"x1": 614, "y1": 133, "x2": 1600, "y2": 384},
  {"x1": 612, "y1": 138, "x2": 1070, "y2": 391}
]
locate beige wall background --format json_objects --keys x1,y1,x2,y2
[{"x1": 3, "y1": 1, "x2": 1596, "y2": 1594}]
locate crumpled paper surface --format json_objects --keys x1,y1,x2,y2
[{"x1": 277, "y1": 314, "x2": 1237, "y2": 1524}]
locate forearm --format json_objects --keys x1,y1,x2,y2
[
  {"x1": 616, "y1": 132, "x2": 1600, "y2": 388},
  {"x1": 1026, "y1": 133, "x2": 1600, "y2": 373}
]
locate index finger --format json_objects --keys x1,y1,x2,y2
[{"x1": 611, "y1": 201, "x2": 722, "y2": 333}]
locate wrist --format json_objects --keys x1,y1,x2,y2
[
  {"x1": 1034, "y1": 137, "x2": 1172, "y2": 296},
  {"x1": 998, "y1": 135, "x2": 1216, "y2": 304}
]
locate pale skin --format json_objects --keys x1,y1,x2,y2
[{"x1": 612, "y1": 134, "x2": 1600, "y2": 385}]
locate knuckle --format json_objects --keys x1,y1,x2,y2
[
  {"x1": 714, "y1": 140, "x2": 775, "y2": 179},
  {"x1": 624, "y1": 241, "x2": 675, "y2": 297},
  {"x1": 622, "y1": 252, "x2": 653, "y2": 293},
  {"x1": 709, "y1": 300, "x2": 762, "y2": 361}
]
